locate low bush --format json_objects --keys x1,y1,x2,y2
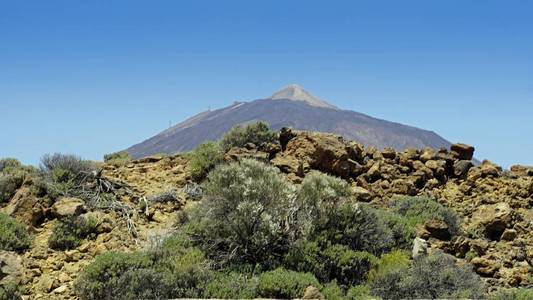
[
  {"x1": 0, "y1": 158, "x2": 34, "y2": 203},
  {"x1": 392, "y1": 196, "x2": 460, "y2": 236},
  {"x1": 321, "y1": 281, "x2": 344, "y2": 300},
  {"x1": 346, "y1": 285, "x2": 372, "y2": 300},
  {"x1": 491, "y1": 288, "x2": 533, "y2": 300},
  {"x1": 296, "y1": 171, "x2": 351, "y2": 235},
  {"x1": 39, "y1": 153, "x2": 97, "y2": 200},
  {"x1": 76, "y1": 238, "x2": 213, "y2": 300},
  {"x1": 40, "y1": 153, "x2": 96, "y2": 179},
  {"x1": 0, "y1": 281, "x2": 22, "y2": 300},
  {"x1": 187, "y1": 159, "x2": 300, "y2": 267},
  {"x1": 75, "y1": 251, "x2": 155, "y2": 300},
  {"x1": 0, "y1": 174, "x2": 24, "y2": 203},
  {"x1": 203, "y1": 272, "x2": 258, "y2": 299},
  {"x1": 0, "y1": 159, "x2": 22, "y2": 173},
  {"x1": 370, "y1": 251, "x2": 485, "y2": 299},
  {"x1": 219, "y1": 121, "x2": 278, "y2": 152},
  {"x1": 257, "y1": 268, "x2": 320, "y2": 299},
  {"x1": 103, "y1": 151, "x2": 131, "y2": 165},
  {"x1": 285, "y1": 242, "x2": 377, "y2": 288},
  {"x1": 314, "y1": 202, "x2": 394, "y2": 255},
  {"x1": 0, "y1": 213, "x2": 31, "y2": 251},
  {"x1": 377, "y1": 210, "x2": 417, "y2": 250},
  {"x1": 48, "y1": 216, "x2": 99, "y2": 250},
  {"x1": 366, "y1": 250, "x2": 410, "y2": 283},
  {"x1": 187, "y1": 142, "x2": 223, "y2": 180},
  {"x1": 147, "y1": 188, "x2": 178, "y2": 203},
  {"x1": 155, "y1": 247, "x2": 212, "y2": 298},
  {"x1": 183, "y1": 182, "x2": 203, "y2": 200}
]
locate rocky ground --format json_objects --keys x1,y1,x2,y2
[{"x1": 1, "y1": 128, "x2": 532, "y2": 299}]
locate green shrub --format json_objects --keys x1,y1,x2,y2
[
  {"x1": 367, "y1": 250, "x2": 410, "y2": 283},
  {"x1": 392, "y1": 196, "x2": 460, "y2": 237},
  {"x1": 321, "y1": 281, "x2": 344, "y2": 300},
  {"x1": 147, "y1": 188, "x2": 178, "y2": 203},
  {"x1": 285, "y1": 242, "x2": 377, "y2": 288},
  {"x1": 75, "y1": 251, "x2": 156, "y2": 300},
  {"x1": 346, "y1": 285, "x2": 371, "y2": 300},
  {"x1": 203, "y1": 272, "x2": 258, "y2": 299},
  {"x1": 297, "y1": 171, "x2": 351, "y2": 235},
  {"x1": 0, "y1": 213, "x2": 31, "y2": 251},
  {"x1": 39, "y1": 153, "x2": 97, "y2": 200},
  {"x1": 377, "y1": 210, "x2": 417, "y2": 250},
  {"x1": 0, "y1": 159, "x2": 22, "y2": 173},
  {"x1": 155, "y1": 247, "x2": 212, "y2": 298},
  {"x1": 0, "y1": 282, "x2": 22, "y2": 300},
  {"x1": 187, "y1": 159, "x2": 300, "y2": 267},
  {"x1": 40, "y1": 153, "x2": 96, "y2": 179},
  {"x1": 491, "y1": 288, "x2": 533, "y2": 300},
  {"x1": 103, "y1": 151, "x2": 131, "y2": 165},
  {"x1": 219, "y1": 121, "x2": 278, "y2": 152},
  {"x1": 48, "y1": 216, "x2": 99, "y2": 250},
  {"x1": 0, "y1": 174, "x2": 24, "y2": 203},
  {"x1": 257, "y1": 268, "x2": 320, "y2": 299},
  {"x1": 0, "y1": 158, "x2": 32, "y2": 204},
  {"x1": 370, "y1": 251, "x2": 485, "y2": 299},
  {"x1": 187, "y1": 142, "x2": 223, "y2": 180},
  {"x1": 77, "y1": 239, "x2": 212, "y2": 300},
  {"x1": 314, "y1": 202, "x2": 394, "y2": 255}
]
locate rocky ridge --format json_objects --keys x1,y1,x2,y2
[{"x1": 1, "y1": 128, "x2": 532, "y2": 299}]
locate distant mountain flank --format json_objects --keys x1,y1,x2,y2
[{"x1": 127, "y1": 84, "x2": 452, "y2": 158}]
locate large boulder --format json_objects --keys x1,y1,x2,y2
[
  {"x1": 469, "y1": 202, "x2": 516, "y2": 241},
  {"x1": 273, "y1": 131, "x2": 363, "y2": 178},
  {"x1": 51, "y1": 197, "x2": 86, "y2": 218},
  {"x1": 412, "y1": 237, "x2": 428, "y2": 259},
  {"x1": 352, "y1": 186, "x2": 372, "y2": 202},
  {"x1": 471, "y1": 256, "x2": 500, "y2": 277},
  {"x1": 421, "y1": 219, "x2": 451, "y2": 240},
  {"x1": 480, "y1": 161, "x2": 501, "y2": 178},
  {"x1": 451, "y1": 143, "x2": 475, "y2": 160}
]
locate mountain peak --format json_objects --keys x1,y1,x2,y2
[{"x1": 268, "y1": 84, "x2": 338, "y2": 109}]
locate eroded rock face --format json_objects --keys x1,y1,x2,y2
[{"x1": 1, "y1": 185, "x2": 44, "y2": 227}]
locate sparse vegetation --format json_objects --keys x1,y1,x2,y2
[
  {"x1": 370, "y1": 251, "x2": 485, "y2": 299},
  {"x1": 203, "y1": 272, "x2": 258, "y2": 299},
  {"x1": 257, "y1": 268, "x2": 320, "y2": 299},
  {"x1": 48, "y1": 215, "x2": 99, "y2": 250},
  {"x1": 219, "y1": 121, "x2": 278, "y2": 152},
  {"x1": 0, "y1": 158, "x2": 34, "y2": 203},
  {"x1": 0, "y1": 213, "x2": 31, "y2": 251},
  {"x1": 103, "y1": 151, "x2": 131, "y2": 165},
  {"x1": 0, "y1": 282, "x2": 22, "y2": 300},
  {"x1": 491, "y1": 288, "x2": 533, "y2": 300},
  {"x1": 147, "y1": 188, "x2": 178, "y2": 203},
  {"x1": 74, "y1": 154, "x2": 485, "y2": 300},
  {"x1": 39, "y1": 153, "x2": 98, "y2": 200},
  {"x1": 392, "y1": 196, "x2": 460, "y2": 237},
  {"x1": 0, "y1": 174, "x2": 24, "y2": 203},
  {"x1": 187, "y1": 141, "x2": 223, "y2": 180}
]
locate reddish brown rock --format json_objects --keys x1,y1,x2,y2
[{"x1": 451, "y1": 143, "x2": 475, "y2": 160}]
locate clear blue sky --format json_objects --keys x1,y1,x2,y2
[{"x1": 1, "y1": 0, "x2": 532, "y2": 168}]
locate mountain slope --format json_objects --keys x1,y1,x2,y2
[{"x1": 127, "y1": 85, "x2": 451, "y2": 158}]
